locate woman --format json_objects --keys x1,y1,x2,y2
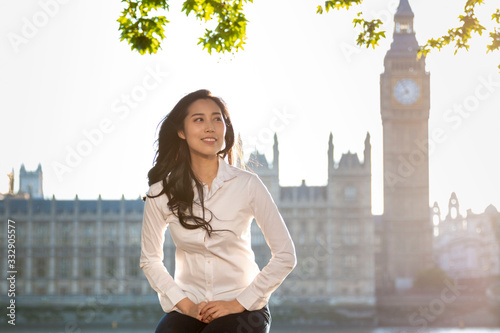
[{"x1": 140, "y1": 89, "x2": 296, "y2": 333}]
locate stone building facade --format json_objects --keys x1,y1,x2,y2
[{"x1": 432, "y1": 193, "x2": 500, "y2": 279}]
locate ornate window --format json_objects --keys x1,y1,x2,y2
[
  {"x1": 36, "y1": 258, "x2": 48, "y2": 277},
  {"x1": 344, "y1": 255, "x2": 357, "y2": 267},
  {"x1": 342, "y1": 223, "x2": 359, "y2": 245},
  {"x1": 33, "y1": 222, "x2": 50, "y2": 246},
  {"x1": 81, "y1": 257, "x2": 93, "y2": 278},
  {"x1": 79, "y1": 223, "x2": 94, "y2": 246},
  {"x1": 126, "y1": 223, "x2": 141, "y2": 245},
  {"x1": 103, "y1": 222, "x2": 118, "y2": 247},
  {"x1": 57, "y1": 257, "x2": 71, "y2": 278},
  {"x1": 396, "y1": 22, "x2": 411, "y2": 33},
  {"x1": 127, "y1": 256, "x2": 139, "y2": 277},
  {"x1": 105, "y1": 257, "x2": 116, "y2": 278},
  {"x1": 57, "y1": 223, "x2": 72, "y2": 246},
  {"x1": 298, "y1": 223, "x2": 307, "y2": 245}
]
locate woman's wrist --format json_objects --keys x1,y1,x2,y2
[
  {"x1": 176, "y1": 297, "x2": 195, "y2": 314},
  {"x1": 231, "y1": 299, "x2": 245, "y2": 312}
]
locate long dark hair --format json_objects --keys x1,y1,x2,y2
[{"x1": 143, "y1": 89, "x2": 235, "y2": 236}]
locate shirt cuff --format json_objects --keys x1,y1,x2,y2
[
  {"x1": 236, "y1": 286, "x2": 268, "y2": 311},
  {"x1": 159, "y1": 285, "x2": 188, "y2": 313}
]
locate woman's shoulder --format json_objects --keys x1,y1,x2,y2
[
  {"x1": 145, "y1": 180, "x2": 173, "y2": 219},
  {"x1": 147, "y1": 179, "x2": 166, "y2": 197}
]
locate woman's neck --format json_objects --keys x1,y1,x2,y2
[{"x1": 190, "y1": 154, "x2": 219, "y2": 190}]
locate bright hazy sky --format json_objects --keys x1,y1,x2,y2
[{"x1": 1, "y1": 0, "x2": 499, "y2": 217}]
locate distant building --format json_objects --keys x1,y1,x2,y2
[
  {"x1": 243, "y1": 133, "x2": 375, "y2": 305},
  {"x1": 0, "y1": 194, "x2": 146, "y2": 297},
  {"x1": 0, "y1": 164, "x2": 43, "y2": 200},
  {"x1": 432, "y1": 193, "x2": 500, "y2": 279},
  {"x1": 379, "y1": 0, "x2": 434, "y2": 291},
  {"x1": 19, "y1": 163, "x2": 43, "y2": 199}
]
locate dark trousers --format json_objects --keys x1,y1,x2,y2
[{"x1": 154, "y1": 304, "x2": 271, "y2": 333}]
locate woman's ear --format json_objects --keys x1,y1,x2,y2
[{"x1": 178, "y1": 130, "x2": 185, "y2": 140}]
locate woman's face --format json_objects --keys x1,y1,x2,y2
[{"x1": 178, "y1": 98, "x2": 226, "y2": 160}]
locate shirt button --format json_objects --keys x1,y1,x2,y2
[
  {"x1": 207, "y1": 281, "x2": 211, "y2": 285},
  {"x1": 207, "y1": 260, "x2": 211, "y2": 264}
]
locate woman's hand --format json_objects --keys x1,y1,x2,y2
[
  {"x1": 176, "y1": 298, "x2": 207, "y2": 321},
  {"x1": 199, "y1": 299, "x2": 245, "y2": 323},
  {"x1": 186, "y1": 301, "x2": 208, "y2": 321}
]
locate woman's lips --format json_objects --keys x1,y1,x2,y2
[{"x1": 201, "y1": 137, "x2": 217, "y2": 145}]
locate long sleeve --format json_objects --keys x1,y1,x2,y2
[
  {"x1": 139, "y1": 184, "x2": 187, "y2": 312},
  {"x1": 236, "y1": 175, "x2": 297, "y2": 311}
]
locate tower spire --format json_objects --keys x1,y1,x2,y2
[
  {"x1": 328, "y1": 132, "x2": 334, "y2": 176},
  {"x1": 395, "y1": 0, "x2": 414, "y2": 19},
  {"x1": 364, "y1": 132, "x2": 371, "y2": 168},
  {"x1": 385, "y1": 0, "x2": 419, "y2": 59},
  {"x1": 273, "y1": 133, "x2": 279, "y2": 171}
]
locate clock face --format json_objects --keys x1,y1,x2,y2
[{"x1": 393, "y1": 79, "x2": 420, "y2": 105}]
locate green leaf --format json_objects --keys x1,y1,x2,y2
[
  {"x1": 117, "y1": 0, "x2": 169, "y2": 55},
  {"x1": 492, "y1": 9, "x2": 500, "y2": 23}
]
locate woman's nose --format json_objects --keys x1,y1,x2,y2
[{"x1": 205, "y1": 121, "x2": 215, "y2": 132}]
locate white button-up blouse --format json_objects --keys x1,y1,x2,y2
[{"x1": 140, "y1": 156, "x2": 296, "y2": 313}]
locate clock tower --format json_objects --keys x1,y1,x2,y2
[{"x1": 380, "y1": 0, "x2": 433, "y2": 290}]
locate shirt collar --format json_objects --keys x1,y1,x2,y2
[
  {"x1": 211, "y1": 155, "x2": 238, "y2": 183},
  {"x1": 192, "y1": 155, "x2": 238, "y2": 201}
]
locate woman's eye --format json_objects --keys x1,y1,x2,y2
[
  {"x1": 194, "y1": 118, "x2": 203, "y2": 122},
  {"x1": 214, "y1": 117, "x2": 222, "y2": 121}
]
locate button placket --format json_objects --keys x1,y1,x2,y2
[
  {"x1": 203, "y1": 231, "x2": 214, "y2": 300},
  {"x1": 204, "y1": 252, "x2": 214, "y2": 300}
]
